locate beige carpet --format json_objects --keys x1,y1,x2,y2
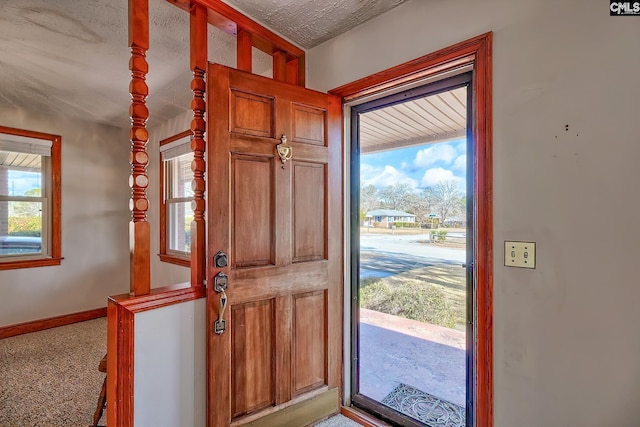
[
  {"x1": 0, "y1": 318, "x2": 360, "y2": 427},
  {"x1": 0, "y1": 318, "x2": 107, "y2": 427}
]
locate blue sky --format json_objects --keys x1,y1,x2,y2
[
  {"x1": 6, "y1": 170, "x2": 41, "y2": 196},
  {"x1": 361, "y1": 139, "x2": 467, "y2": 191}
]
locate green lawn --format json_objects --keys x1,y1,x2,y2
[{"x1": 360, "y1": 263, "x2": 467, "y2": 331}]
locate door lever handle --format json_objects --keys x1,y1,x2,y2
[{"x1": 214, "y1": 290, "x2": 228, "y2": 335}]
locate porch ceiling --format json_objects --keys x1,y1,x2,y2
[
  {"x1": 360, "y1": 87, "x2": 467, "y2": 154},
  {"x1": 0, "y1": 152, "x2": 41, "y2": 170}
]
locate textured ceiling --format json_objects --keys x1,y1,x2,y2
[
  {"x1": 224, "y1": 0, "x2": 407, "y2": 49},
  {"x1": 0, "y1": 0, "x2": 406, "y2": 129}
]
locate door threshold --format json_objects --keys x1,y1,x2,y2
[
  {"x1": 340, "y1": 406, "x2": 392, "y2": 427},
  {"x1": 231, "y1": 387, "x2": 338, "y2": 426}
]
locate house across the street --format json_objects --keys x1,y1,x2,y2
[{"x1": 365, "y1": 209, "x2": 416, "y2": 228}]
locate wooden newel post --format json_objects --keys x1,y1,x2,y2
[
  {"x1": 129, "y1": 0, "x2": 150, "y2": 296},
  {"x1": 190, "y1": 3, "x2": 207, "y2": 286}
]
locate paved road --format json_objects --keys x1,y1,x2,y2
[{"x1": 360, "y1": 233, "x2": 466, "y2": 279}]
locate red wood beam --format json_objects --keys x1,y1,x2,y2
[
  {"x1": 167, "y1": 0, "x2": 303, "y2": 57},
  {"x1": 166, "y1": 0, "x2": 306, "y2": 86},
  {"x1": 273, "y1": 50, "x2": 287, "y2": 81},
  {"x1": 293, "y1": 53, "x2": 305, "y2": 87},
  {"x1": 237, "y1": 28, "x2": 253, "y2": 72}
]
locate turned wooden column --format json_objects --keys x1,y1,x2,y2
[
  {"x1": 190, "y1": 3, "x2": 207, "y2": 286},
  {"x1": 128, "y1": 0, "x2": 150, "y2": 295}
]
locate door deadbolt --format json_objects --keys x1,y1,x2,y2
[{"x1": 214, "y1": 251, "x2": 228, "y2": 268}]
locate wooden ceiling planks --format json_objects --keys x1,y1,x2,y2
[{"x1": 359, "y1": 87, "x2": 468, "y2": 154}]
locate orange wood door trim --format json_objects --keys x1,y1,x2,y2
[
  {"x1": 330, "y1": 32, "x2": 493, "y2": 427},
  {"x1": 0, "y1": 307, "x2": 106, "y2": 339}
]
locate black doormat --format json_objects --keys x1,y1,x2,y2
[{"x1": 381, "y1": 383, "x2": 466, "y2": 427}]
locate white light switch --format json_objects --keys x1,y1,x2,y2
[{"x1": 504, "y1": 241, "x2": 536, "y2": 269}]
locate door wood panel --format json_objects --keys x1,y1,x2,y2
[
  {"x1": 291, "y1": 103, "x2": 326, "y2": 146},
  {"x1": 292, "y1": 290, "x2": 327, "y2": 395},
  {"x1": 230, "y1": 89, "x2": 275, "y2": 137},
  {"x1": 231, "y1": 154, "x2": 274, "y2": 267},
  {"x1": 207, "y1": 64, "x2": 342, "y2": 427},
  {"x1": 292, "y1": 162, "x2": 326, "y2": 262},
  {"x1": 231, "y1": 299, "x2": 275, "y2": 417}
]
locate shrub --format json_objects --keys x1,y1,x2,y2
[
  {"x1": 433, "y1": 230, "x2": 448, "y2": 241},
  {"x1": 393, "y1": 222, "x2": 416, "y2": 228},
  {"x1": 360, "y1": 279, "x2": 456, "y2": 328},
  {"x1": 8, "y1": 217, "x2": 41, "y2": 237}
]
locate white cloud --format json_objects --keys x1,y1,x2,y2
[
  {"x1": 452, "y1": 154, "x2": 466, "y2": 173},
  {"x1": 421, "y1": 167, "x2": 465, "y2": 189},
  {"x1": 362, "y1": 165, "x2": 418, "y2": 189},
  {"x1": 360, "y1": 163, "x2": 376, "y2": 176},
  {"x1": 414, "y1": 144, "x2": 456, "y2": 168},
  {"x1": 7, "y1": 172, "x2": 40, "y2": 196}
]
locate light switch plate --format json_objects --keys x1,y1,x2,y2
[{"x1": 504, "y1": 241, "x2": 536, "y2": 268}]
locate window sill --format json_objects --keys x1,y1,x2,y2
[
  {"x1": 158, "y1": 253, "x2": 190, "y2": 268},
  {"x1": 0, "y1": 257, "x2": 63, "y2": 271}
]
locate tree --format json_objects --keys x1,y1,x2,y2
[
  {"x1": 360, "y1": 184, "x2": 379, "y2": 217},
  {"x1": 429, "y1": 180, "x2": 462, "y2": 225},
  {"x1": 378, "y1": 182, "x2": 414, "y2": 210},
  {"x1": 404, "y1": 192, "x2": 431, "y2": 227}
]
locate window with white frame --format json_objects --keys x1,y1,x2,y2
[
  {"x1": 159, "y1": 131, "x2": 194, "y2": 265},
  {"x1": 0, "y1": 126, "x2": 61, "y2": 269}
]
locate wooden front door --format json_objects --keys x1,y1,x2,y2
[{"x1": 206, "y1": 64, "x2": 342, "y2": 426}]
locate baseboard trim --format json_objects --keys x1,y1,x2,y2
[
  {"x1": 340, "y1": 406, "x2": 392, "y2": 427},
  {"x1": 0, "y1": 307, "x2": 107, "y2": 339}
]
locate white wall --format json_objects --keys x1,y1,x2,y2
[
  {"x1": 134, "y1": 298, "x2": 206, "y2": 427},
  {"x1": 147, "y1": 110, "x2": 192, "y2": 288},
  {"x1": 0, "y1": 107, "x2": 131, "y2": 326},
  {"x1": 308, "y1": 1, "x2": 640, "y2": 426}
]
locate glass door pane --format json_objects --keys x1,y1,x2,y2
[{"x1": 353, "y1": 82, "x2": 471, "y2": 427}]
